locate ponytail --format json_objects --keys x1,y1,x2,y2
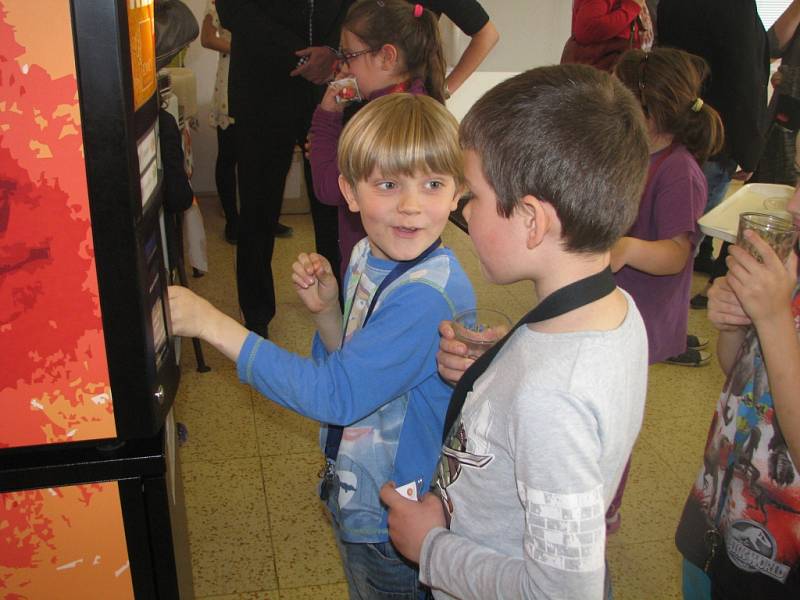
[
  {"x1": 344, "y1": 0, "x2": 447, "y2": 103},
  {"x1": 614, "y1": 48, "x2": 724, "y2": 164}
]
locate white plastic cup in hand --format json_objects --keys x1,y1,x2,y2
[
  {"x1": 452, "y1": 308, "x2": 512, "y2": 359},
  {"x1": 736, "y1": 212, "x2": 798, "y2": 263}
]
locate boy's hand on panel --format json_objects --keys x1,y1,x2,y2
[
  {"x1": 380, "y1": 483, "x2": 446, "y2": 564},
  {"x1": 292, "y1": 252, "x2": 340, "y2": 314},
  {"x1": 168, "y1": 285, "x2": 212, "y2": 339},
  {"x1": 726, "y1": 233, "x2": 797, "y2": 327},
  {"x1": 436, "y1": 320, "x2": 474, "y2": 386}
]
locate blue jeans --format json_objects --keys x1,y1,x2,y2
[
  {"x1": 702, "y1": 157, "x2": 737, "y2": 214},
  {"x1": 682, "y1": 559, "x2": 711, "y2": 600},
  {"x1": 333, "y1": 522, "x2": 427, "y2": 600}
]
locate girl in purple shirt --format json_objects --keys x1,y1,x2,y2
[{"x1": 310, "y1": 0, "x2": 446, "y2": 279}]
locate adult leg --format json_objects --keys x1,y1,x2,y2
[
  {"x1": 694, "y1": 158, "x2": 736, "y2": 272},
  {"x1": 235, "y1": 117, "x2": 294, "y2": 336},
  {"x1": 216, "y1": 124, "x2": 239, "y2": 242}
]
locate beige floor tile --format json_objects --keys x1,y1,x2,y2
[
  {"x1": 182, "y1": 458, "x2": 278, "y2": 596},
  {"x1": 253, "y1": 398, "x2": 321, "y2": 457},
  {"x1": 606, "y1": 440, "x2": 686, "y2": 547},
  {"x1": 174, "y1": 366, "x2": 258, "y2": 463},
  {"x1": 261, "y1": 453, "x2": 345, "y2": 589},
  {"x1": 607, "y1": 539, "x2": 683, "y2": 600},
  {"x1": 278, "y1": 583, "x2": 349, "y2": 600}
]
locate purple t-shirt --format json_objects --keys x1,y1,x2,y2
[
  {"x1": 309, "y1": 78, "x2": 427, "y2": 279},
  {"x1": 614, "y1": 144, "x2": 706, "y2": 364}
]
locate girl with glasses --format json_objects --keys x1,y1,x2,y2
[{"x1": 309, "y1": 0, "x2": 446, "y2": 281}]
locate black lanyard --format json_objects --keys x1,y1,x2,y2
[
  {"x1": 442, "y1": 266, "x2": 617, "y2": 441},
  {"x1": 325, "y1": 238, "x2": 443, "y2": 461}
]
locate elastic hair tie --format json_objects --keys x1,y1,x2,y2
[
  {"x1": 691, "y1": 98, "x2": 704, "y2": 112},
  {"x1": 413, "y1": 3, "x2": 424, "y2": 17}
]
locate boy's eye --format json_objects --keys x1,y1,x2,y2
[
  {"x1": 376, "y1": 181, "x2": 396, "y2": 191},
  {"x1": 426, "y1": 180, "x2": 444, "y2": 190}
]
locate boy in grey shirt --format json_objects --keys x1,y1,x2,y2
[{"x1": 381, "y1": 65, "x2": 651, "y2": 599}]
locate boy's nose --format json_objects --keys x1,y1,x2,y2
[{"x1": 398, "y1": 192, "x2": 422, "y2": 213}]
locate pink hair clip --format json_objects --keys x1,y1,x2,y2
[{"x1": 413, "y1": 3, "x2": 424, "y2": 17}]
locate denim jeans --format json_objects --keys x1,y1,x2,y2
[
  {"x1": 333, "y1": 521, "x2": 427, "y2": 600},
  {"x1": 682, "y1": 558, "x2": 711, "y2": 600},
  {"x1": 702, "y1": 157, "x2": 737, "y2": 214}
]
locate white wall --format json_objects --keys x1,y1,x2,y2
[{"x1": 183, "y1": 0, "x2": 572, "y2": 194}]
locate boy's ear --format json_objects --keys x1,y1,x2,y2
[
  {"x1": 339, "y1": 175, "x2": 361, "y2": 213},
  {"x1": 519, "y1": 194, "x2": 549, "y2": 250}
]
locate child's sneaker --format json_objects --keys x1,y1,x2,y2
[
  {"x1": 664, "y1": 348, "x2": 711, "y2": 367},
  {"x1": 686, "y1": 334, "x2": 709, "y2": 350}
]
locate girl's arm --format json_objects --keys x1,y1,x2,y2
[
  {"x1": 610, "y1": 233, "x2": 691, "y2": 275},
  {"x1": 444, "y1": 21, "x2": 498, "y2": 95},
  {"x1": 572, "y1": 0, "x2": 642, "y2": 44},
  {"x1": 726, "y1": 235, "x2": 800, "y2": 465},
  {"x1": 309, "y1": 97, "x2": 346, "y2": 206},
  {"x1": 200, "y1": 13, "x2": 231, "y2": 54}
]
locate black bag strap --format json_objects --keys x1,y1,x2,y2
[
  {"x1": 442, "y1": 267, "x2": 617, "y2": 441},
  {"x1": 323, "y1": 238, "x2": 442, "y2": 462}
]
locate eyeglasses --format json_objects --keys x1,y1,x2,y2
[{"x1": 328, "y1": 46, "x2": 378, "y2": 68}]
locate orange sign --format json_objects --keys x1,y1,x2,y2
[
  {"x1": 0, "y1": 0, "x2": 116, "y2": 447},
  {"x1": 0, "y1": 482, "x2": 135, "y2": 599},
  {"x1": 127, "y1": 0, "x2": 157, "y2": 111}
]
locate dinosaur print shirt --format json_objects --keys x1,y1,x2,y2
[{"x1": 675, "y1": 281, "x2": 800, "y2": 599}]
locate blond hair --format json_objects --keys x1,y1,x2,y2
[{"x1": 338, "y1": 93, "x2": 463, "y2": 186}]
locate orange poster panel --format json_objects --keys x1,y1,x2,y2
[
  {"x1": 0, "y1": 0, "x2": 116, "y2": 448},
  {"x1": 127, "y1": 0, "x2": 156, "y2": 111},
  {"x1": 0, "y1": 482, "x2": 135, "y2": 599}
]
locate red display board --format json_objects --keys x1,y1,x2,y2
[{"x1": 0, "y1": 0, "x2": 117, "y2": 447}]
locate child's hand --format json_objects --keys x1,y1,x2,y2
[
  {"x1": 436, "y1": 320, "x2": 474, "y2": 385},
  {"x1": 380, "y1": 483, "x2": 446, "y2": 564},
  {"x1": 610, "y1": 237, "x2": 631, "y2": 272},
  {"x1": 707, "y1": 276, "x2": 751, "y2": 331},
  {"x1": 726, "y1": 230, "x2": 798, "y2": 327},
  {"x1": 320, "y1": 82, "x2": 345, "y2": 113},
  {"x1": 168, "y1": 285, "x2": 213, "y2": 339},
  {"x1": 292, "y1": 252, "x2": 339, "y2": 314}
]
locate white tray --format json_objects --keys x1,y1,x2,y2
[{"x1": 698, "y1": 183, "x2": 794, "y2": 243}]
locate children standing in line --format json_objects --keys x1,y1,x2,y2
[
  {"x1": 675, "y1": 185, "x2": 800, "y2": 600},
  {"x1": 310, "y1": 0, "x2": 446, "y2": 279},
  {"x1": 381, "y1": 65, "x2": 650, "y2": 599},
  {"x1": 611, "y1": 47, "x2": 723, "y2": 367},
  {"x1": 168, "y1": 94, "x2": 474, "y2": 600}
]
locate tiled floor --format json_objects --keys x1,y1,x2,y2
[{"x1": 175, "y1": 195, "x2": 725, "y2": 599}]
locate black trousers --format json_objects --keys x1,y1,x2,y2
[
  {"x1": 234, "y1": 79, "x2": 339, "y2": 330},
  {"x1": 215, "y1": 124, "x2": 239, "y2": 229}
]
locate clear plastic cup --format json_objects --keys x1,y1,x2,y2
[
  {"x1": 736, "y1": 212, "x2": 798, "y2": 263},
  {"x1": 452, "y1": 308, "x2": 512, "y2": 359}
]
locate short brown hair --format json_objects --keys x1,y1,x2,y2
[
  {"x1": 338, "y1": 93, "x2": 463, "y2": 187},
  {"x1": 460, "y1": 65, "x2": 649, "y2": 253},
  {"x1": 615, "y1": 48, "x2": 724, "y2": 164}
]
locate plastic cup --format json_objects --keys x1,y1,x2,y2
[
  {"x1": 452, "y1": 308, "x2": 512, "y2": 359},
  {"x1": 736, "y1": 212, "x2": 798, "y2": 263}
]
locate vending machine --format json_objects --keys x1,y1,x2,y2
[{"x1": 0, "y1": 0, "x2": 193, "y2": 596}]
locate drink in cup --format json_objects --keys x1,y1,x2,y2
[
  {"x1": 452, "y1": 308, "x2": 512, "y2": 359},
  {"x1": 736, "y1": 212, "x2": 798, "y2": 263}
]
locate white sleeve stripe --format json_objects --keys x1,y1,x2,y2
[{"x1": 523, "y1": 484, "x2": 606, "y2": 573}]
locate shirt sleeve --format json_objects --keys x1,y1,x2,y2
[
  {"x1": 650, "y1": 156, "x2": 707, "y2": 244},
  {"x1": 572, "y1": 0, "x2": 641, "y2": 44},
  {"x1": 309, "y1": 106, "x2": 346, "y2": 207},
  {"x1": 419, "y1": 389, "x2": 607, "y2": 599},
  {"x1": 423, "y1": 0, "x2": 490, "y2": 37},
  {"x1": 237, "y1": 282, "x2": 454, "y2": 424}
]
